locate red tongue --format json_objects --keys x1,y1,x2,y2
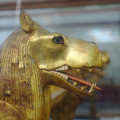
[{"x1": 66, "y1": 74, "x2": 102, "y2": 90}]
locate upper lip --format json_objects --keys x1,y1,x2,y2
[{"x1": 49, "y1": 65, "x2": 102, "y2": 95}]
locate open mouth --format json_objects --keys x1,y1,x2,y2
[{"x1": 50, "y1": 65, "x2": 102, "y2": 95}]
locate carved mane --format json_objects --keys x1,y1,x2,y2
[{"x1": 0, "y1": 29, "x2": 45, "y2": 119}]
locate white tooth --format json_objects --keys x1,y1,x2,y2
[
  {"x1": 89, "y1": 83, "x2": 94, "y2": 93},
  {"x1": 65, "y1": 66, "x2": 68, "y2": 70},
  {"x1": 51, "y1": 70, "x2": 68, "y2": 80},
  {"x1": 77, "y1": 69, "x2": 80, "y2": 72},
  {"x1": 54, "y1": 71, "x2": 58, "y2": 74},
  {"x1": 64, "y1": 66, "x2": 67, "y2": 70},
  {"x1": 59, "y1": 73, "x2": 63, "y2": 77},
  {"x1": 62, "y1": 74, "x2": 66, "y2": 78},
  {"x1": 56, "y1": 65, "x2": 68, "y2": 71},
  {"x1": 57, "y1": 72, "x2": 60, "y2": 75},
  {"x1": 62, "y1": 75, "x2": 65, "y2": 78},
  {"x1": 65, "y1": 75, "x2": 68, "y2": 80},
  {"x1": 61, "y1": 66, "x2": 65, "y2": 70}
]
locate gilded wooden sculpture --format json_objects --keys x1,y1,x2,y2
[{"x1": 0, "y1": 10, "x2": 102, "y2": 120}]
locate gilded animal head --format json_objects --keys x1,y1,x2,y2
[{"x1": 20, "y1": 10, "x2": 103, "y2": 97}]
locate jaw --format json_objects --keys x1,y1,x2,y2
[{"x1": 41, "y1": 66, "x2": 102, "y2": 98}]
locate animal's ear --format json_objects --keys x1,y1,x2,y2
[{"x1": 20, "y1": 10, "x2": 36, "y2": 32}]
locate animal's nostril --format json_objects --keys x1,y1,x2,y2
[{"x1": 91, "y1": 42, "x2": 96, "y2": 44}]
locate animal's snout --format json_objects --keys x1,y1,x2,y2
[{"x1": 91, "y1": 42, "x2": 96, "y2": 44}]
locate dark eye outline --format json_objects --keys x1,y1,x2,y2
[{"x1": 52, "y1": 36, "x2": 64, "y2": 45}]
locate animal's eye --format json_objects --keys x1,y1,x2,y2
[{"x1": 52, "y1": 36, "x2": 64, "y2": 44}]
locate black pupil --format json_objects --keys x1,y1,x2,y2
[
  {"x1": 55, "y1": 37, "x2": 62, "y2": 42},
  {"x1": 53, "y1": 36, "x2": 63, "y2": 44}
]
